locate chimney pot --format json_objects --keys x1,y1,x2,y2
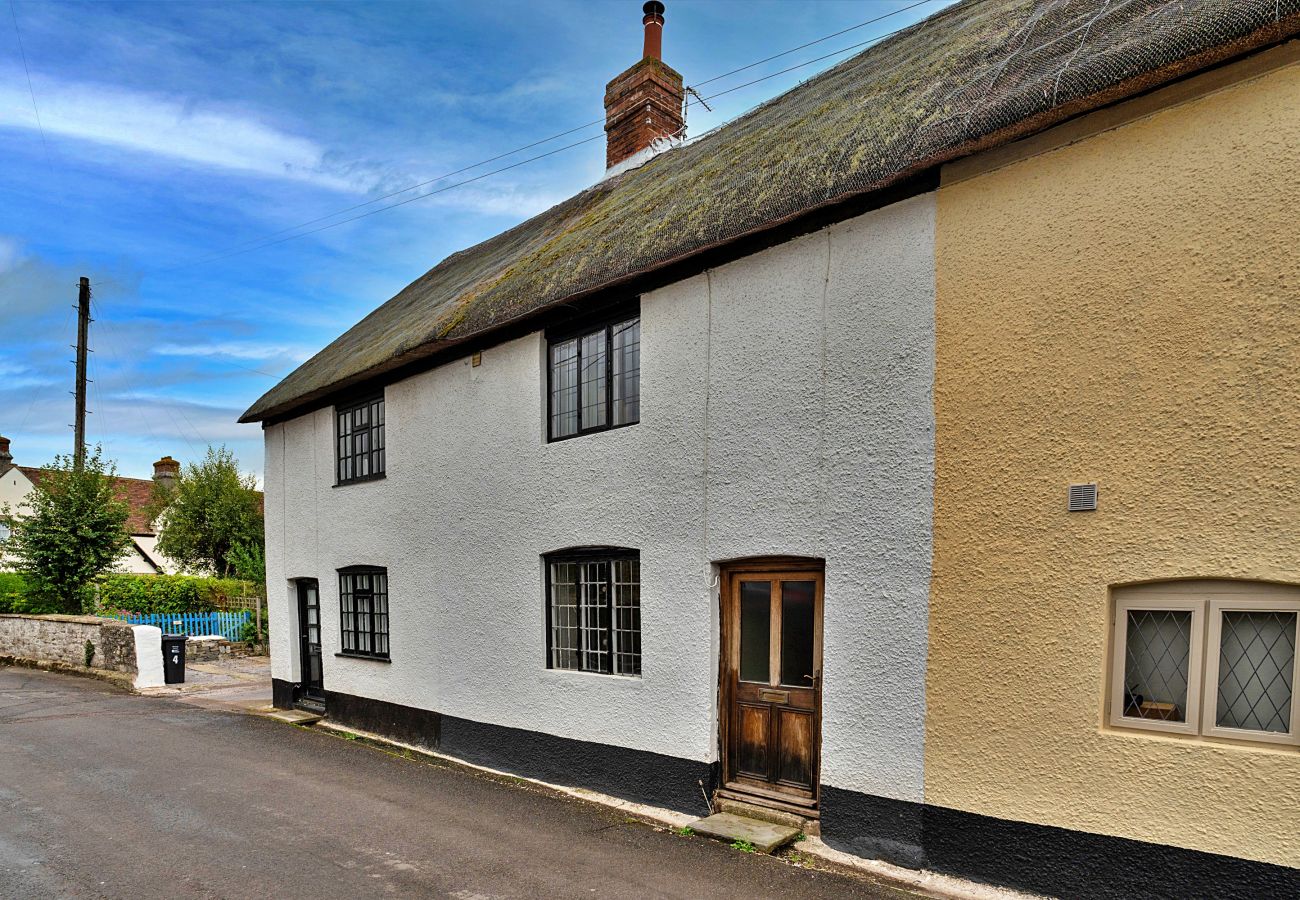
[
  {"x1": 0, "y1": 435, "x2": 11, "y2": 475},
  {"x1": 642, "y1": 1, "x2": 665, "y2": 60}
]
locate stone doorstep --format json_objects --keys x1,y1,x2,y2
[
  {"x1": 259, "y1": 708, "x2": 322, "y2": 725},
  {"x1": 714, "y1": 795, "x2": 815, "y2": 832},
  {"x1": 687, "y1": 812, "x2": 801, "y2": 854}
]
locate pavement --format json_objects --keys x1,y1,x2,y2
[
  {"x1": 138, "y1": 654, "x2": 273, "y2": 713},
  {"x1": 0, "y1": 664, "x2": 929, "y2": 900}
]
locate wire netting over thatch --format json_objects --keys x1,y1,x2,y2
[{"x1": 243, "y1": 0, "x2": 1300, "y2": 423}]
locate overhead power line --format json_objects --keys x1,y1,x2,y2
[
  {"x1": 8, "y1": 0, "x2": 53, "y2": 174},
  {"x1": 164, "y1": 131, "x2": 606, "y2": 272},
  {"x1": 691, "y1": 0, "x2": 939, "y2": 89},
  {"x1": 160, "y1": 1, "x2": 944, "y2": 272}
]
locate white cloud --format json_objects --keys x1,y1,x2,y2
[
  {"x1": 0, "y1": 358, "x2": 55, "y2": 389},
  {"x1": 428, "y1": 183, "x2": 568, "y2": 219},
  {"x1": 0, "y1": 72, "x2": 365, "y2": 192},
  {"x1": 0, "y1": 236, "x2": 20, "y2": 272},
  {"x1": 154, "y1": 341, "x2": 314, "y2": 363}
]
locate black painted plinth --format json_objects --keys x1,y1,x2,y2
[
  {"x1": 821, "y1": 786, "x2": 1300, "y2": 900},
  {"x1": 323, "y1": 689, "x2": 716, "y2": 815}
]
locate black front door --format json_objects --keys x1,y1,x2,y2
[{"x1": 297, "y1": 579, "x2": 324, "y2": 702}]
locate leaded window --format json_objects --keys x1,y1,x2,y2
[
  {"x1": 336, "y1": 394, "x2": 385, "y2": 484},
  {"x1": 548, "y1": 312, "x2": 640, "y2": 441},
  {"x1": 1110, "y1": 582, "x2": 1300, "y2": 746},
  {"x1": 546, "y1": 549, "x2": 640, "y2": 676},
  {"x1": 339, "y1": 567, "x2": 389, "y2": 659}
]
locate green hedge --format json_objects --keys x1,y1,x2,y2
[
  {"x1": 0, "y1": 572, "x2": 67, "y2": 615},
  {"x1": 0, "y1": 571, "x2": 25, "y2": 599},
  {"x1": 0, "y1": 571, "x2": 254, "y2": 615},
  {"x1": 95, "y1": 574, "x2": 252, "y2": 615}
]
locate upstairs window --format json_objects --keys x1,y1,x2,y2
[
  {"x1": 1110, "y1": 581, "x2": 1300, "y2": 746},
  {"x1": 546, "y1": 548, "x2": 640, "y2": 677},
  {"x1": 338, "y1": 567, "x2": 389, "y2": 660},
  {"x1": 548, "y1": 310, "x2": 640, "y2": 441},
  {"x1": 336, "y1": 394, "x2": 385, "y2": 484}
]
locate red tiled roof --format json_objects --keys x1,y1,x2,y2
[{"x1": 16, "y1": 466, "x2": 159, "y2": 536}]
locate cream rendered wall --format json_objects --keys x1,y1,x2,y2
[
  {"x1": 265, "y1": 193, "x2": 936, "y2": 802},
  {"x1": 929, "y1": 59, "x2": 1300, "y2": 865}
]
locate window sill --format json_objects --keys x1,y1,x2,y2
[
  {"x1": 546, "y1": 421, "x2": 639, "y2": 444},
  {"x1": 1102, "y1": 722, "x2": 1300, "y2": 753},
  {"x1": 335, "y1": 652, "x2": 391, "y2": 663},
  {"x1": 333, "y1": 473, "x2": 387, "y2": 488},
  {"x1": 543, "y1": 667, "x2": 641, "y2": 682}
]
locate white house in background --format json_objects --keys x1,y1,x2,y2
[{"x1": 0, "y1": 435, "x2": 180, "y2": 574}]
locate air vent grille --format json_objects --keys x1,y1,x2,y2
[{"x1": 1068, "y1": 483, "x2": 1098, "y2": 512}]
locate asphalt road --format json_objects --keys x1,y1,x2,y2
[{"x1": 0, "y1": 666, "x2": 919, "y2": 900}]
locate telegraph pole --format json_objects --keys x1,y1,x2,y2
[{"x1": 73, "y1": 276, "x2": 90, "y2": 470}]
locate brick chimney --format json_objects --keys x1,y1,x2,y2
[
  {"x1": 604, "y1": 1, "x2": 684, "y2": 171},
  {"x1": 153, "y1": 455, "x2": 180, "y2": 491},
  {"x1": 0, "y1": 436, "x2": 12, "y2": 475}
]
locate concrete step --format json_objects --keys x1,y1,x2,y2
[
  {"x1": 260, "y1": 708, "x2": 322, "y2": 725},
  {"x1": 686, "y1": 812, "x2": 800, "y2": 854}
]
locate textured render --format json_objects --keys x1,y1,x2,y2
[
  {"x1": 929, "y1": 61, "x2": 1300, "y2": 865},
  {"x1": 265, "y1": 195, "x2": 935, "y2": 802},
  {"x1": 132, "y1": 626, "x2": 163, "y2": 689}
]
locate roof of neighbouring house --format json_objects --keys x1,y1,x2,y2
[
  {"x1": 16, "y1": 466, "x2": 159, "y2": 535},
  {"x1": 241, "y1": 0, "x2": 1300, "y2": 424}
]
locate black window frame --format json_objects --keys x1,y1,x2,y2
[
  {"x1": 544, "y1": 547, "x2": 641, "y2": 677},
  {"x1": 337, "y1": 566, "x2": 390, "y2": 661},
  {"x1": 546, "y1": 302, "x2": 640, "y2": 442},
  {"x1": 335, "y1": 392, "x2": 386, "y2": 485}
]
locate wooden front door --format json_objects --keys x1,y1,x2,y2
[
  {"x1": 297, "y1": 579, "x2": 324, "y2": 703},
  {"x1": 722, "y1": 564, "x2": 823, "y2": 808}
]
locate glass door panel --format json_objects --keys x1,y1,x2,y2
[
  {"x1": 739, "y1": 581, "x2": 771, "y2": 683},
  {"x1": 780, "y1": 580, "x2": 816, "y2": 687}
]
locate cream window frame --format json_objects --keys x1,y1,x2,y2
[
  {"x1": 1201, "y1": 597, "x2": 1300, "y2": 747},
  {"x1": 1110, "y1": 594, "x2": 1205, "y2": 736}
]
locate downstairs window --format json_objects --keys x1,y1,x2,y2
[
  {"x1": 338, "y1": 567, "x2": 390, "y2": 660},
  {"x1": 1110, "y1": 581, "x2": 1299, "y2": 746},
  {"x1": 546, "y1": 549, "x2": 640, "y2": 677}
]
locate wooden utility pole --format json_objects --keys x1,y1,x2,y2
[{"x1": 73, "y1": 276, "x2": 90, "y2": 470}]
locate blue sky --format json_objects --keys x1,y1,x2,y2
[{"x1": 0, "y1": 0, "x2": 949, "y2": 482}]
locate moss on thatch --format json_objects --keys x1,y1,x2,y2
[{"x1": 243, "y1": 0, "x2": 1299, "y2": 423}]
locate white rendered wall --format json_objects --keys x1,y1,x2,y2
[
  {"x1": 132, "y1": 625, "x2": 164, "y2": 689},
  {"x1": 265, "y1": 193, "x2": 935, "y2": 803}
]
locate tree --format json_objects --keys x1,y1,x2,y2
[
  {"x1": 153, "y1": 446, "x2": 263, "y2": 577},
  {"x1": 227, "y1": 541, "x2": 265, "y2": 594},
  {"x1": 0, "y1": 447, "x2": 131, "y2": 614}
]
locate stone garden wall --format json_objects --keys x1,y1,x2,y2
[{"x1": 0, "y1": 613, "x2": 142, "y2": 676}]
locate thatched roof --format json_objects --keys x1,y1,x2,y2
[{"x1": 242, "y1": 0, "x2": 1300, "y2": 423}]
